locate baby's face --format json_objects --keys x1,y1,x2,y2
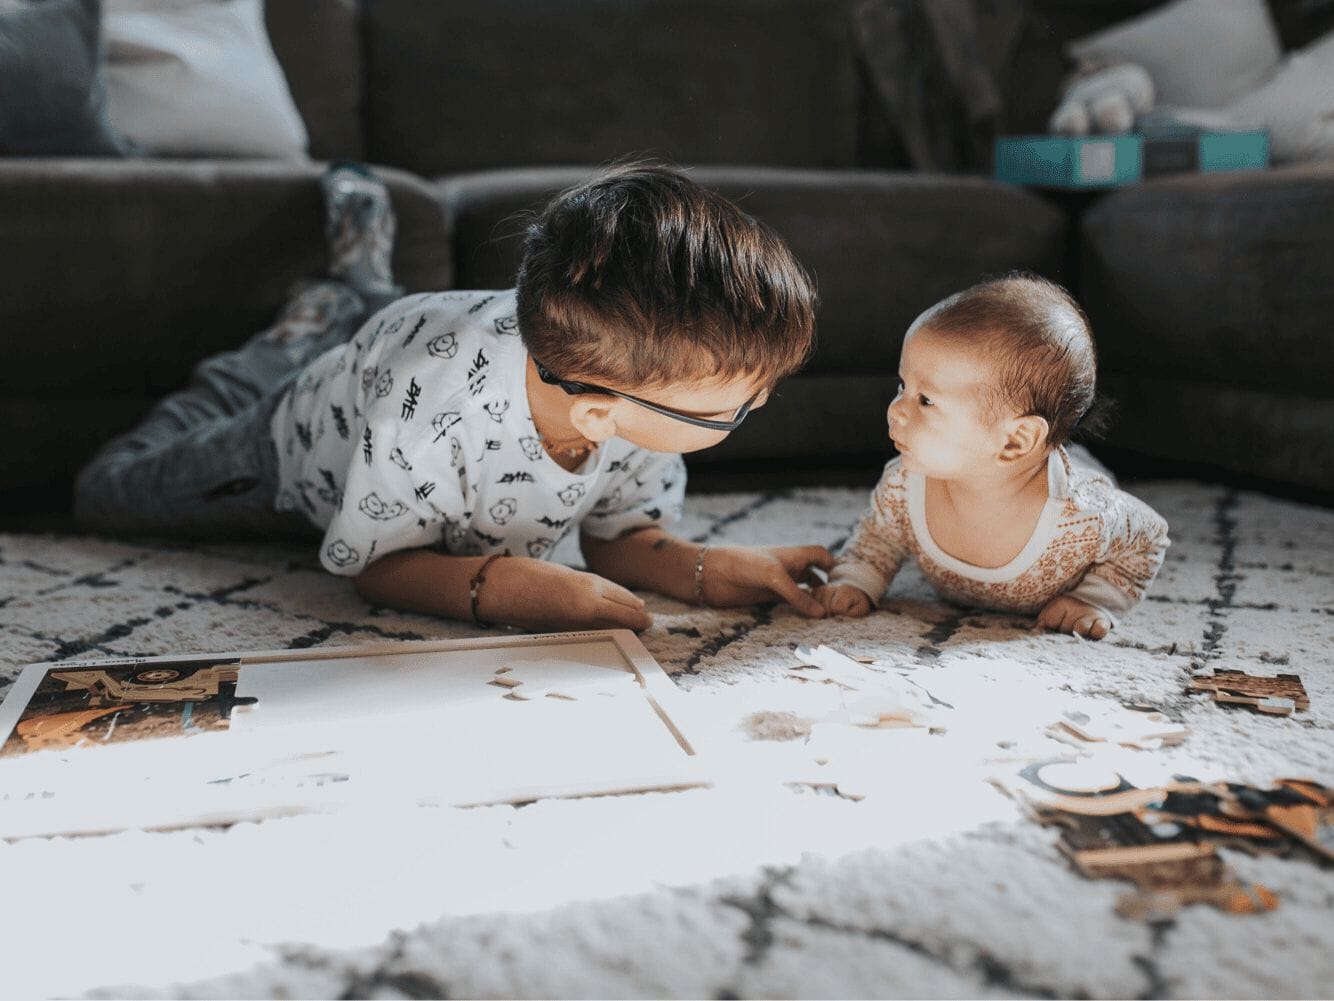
[{"x1": 887, "y1": 326, "x2": 1008, "y2": 478}]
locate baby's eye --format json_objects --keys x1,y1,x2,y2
[{"x1": 918, "y1": 394, "x2": 933, "y2": 407}]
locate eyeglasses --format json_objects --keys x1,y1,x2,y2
[{"x1": 533, "y1": 358, "x2": 760, "y2": 431}]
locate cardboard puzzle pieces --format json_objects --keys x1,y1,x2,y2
[
  {"x1": 1188, "y1": 670, "x2": 1310, "y2": 716},
  {"x1": 1050, "y1": 705, "x2": 1189, "y2": 751},
  {"x1": 998, "y1": 760, "x2": 1332, "y2": 920}
]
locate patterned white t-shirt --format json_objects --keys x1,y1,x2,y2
[{"x1": 269, "y1": 290, "x2": 687, "y2": 576}]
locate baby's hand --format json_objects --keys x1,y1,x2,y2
[
  {"x1": 815, "y1": 584, "x2": 874, "y2": 618},
  {"x1": 1037, "y1": 595, "x2": 1112, "y2": 639}
]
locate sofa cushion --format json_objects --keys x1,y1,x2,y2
[
  {"x1": 0, "y1": 160, "x2": 451, "y2": 510},
  {"x1": 440, "y1": 166, "x2": 1068, "y2": 376},
  {"x1": 1081, "y1": 164, "x2": 1334, "y2": 397},
  {"x1": 439, "y1": 165, "x2": 1066, "y2": 463},
  {"x1": 0, "y1": 0, "x2": 136, "y2": 156},
  {"x1": 363, "y1": 0, "x2": 858, "y2": 176},
  {"x1": 264, "y1": 0, "x2": 363, "y2": 160}
]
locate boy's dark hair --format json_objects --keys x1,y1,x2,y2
[
  {"x1": 515, "y1": 163, "x2": 816, "y2": 391},
  {"x1": 916, "y1": 273, "x2": 1106, "y2": 446}
]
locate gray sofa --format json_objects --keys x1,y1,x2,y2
[{"x1": 2, "y1": 0, "x2": 1330, "y2": 518}]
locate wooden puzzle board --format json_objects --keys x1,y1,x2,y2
[{"x1": 0, "y1": 630, "x2": 705, "y2": 840}]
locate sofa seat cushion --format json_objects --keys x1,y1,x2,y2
[
  {"x1": 438, "y1": 165, "x2": 1065, "y2": 464},
  {"x1": 1081, "y1": 164, "x2": 1334, "y2": 397},
  {"x1": 0, "y1": 159, "x2": 452, "y2": 510},
  {"x1": 439, "y1": 165, "x2": 1068, "y2": 376}
]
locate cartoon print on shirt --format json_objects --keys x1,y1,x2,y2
[
  {"x1": 489, "y1": 497, "x2": 518, "y2": 525},
  {"x1": 401, "y1": 377, "x2": 421, "y2": 420},
  {"x1": 467, "y1": 349, "x2": 490, "y2": 396},
  {"x1": 432, "y1": 411, "x2": 461, "y2": 442},
  {"x1": 427, "y1": 332, "x2": 458, "y2": 360},
  {"x1": 326, "y1": 539, "x2": 359, "y2": 568},
  {"x1": 403, "y1": 314, "x2": 428, "y2": 347},
  {"x1": 494, "y1": 315, "x2": 519, "y2": 336},
  {"x1": 317, "y1": 468, "x2": 342, "y2": 507},
  {"x1": 467, "y1": 295, "x2": 496, "y2": 314},
  {"x1": 358, "y1": 492, "x2": 409, "y2": 520},
  {"x1": 276, "y1": 291, "x2": 687, "y2": 579},
  {"x1": 519, "y1": 436, "x2": 544, "y2": 461}
]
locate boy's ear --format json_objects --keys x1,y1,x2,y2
[
  {"x1": 569, "y1": 397, "x2": 620, "y2": 443},
  {"x1": 999, "y1": 414, "x2": 1049, "y2": 464}
]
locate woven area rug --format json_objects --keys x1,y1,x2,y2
[{"x1": 1, "y1": 481, "x2": 1331, "y2": 1000}]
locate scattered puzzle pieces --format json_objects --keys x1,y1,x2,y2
[
  {"x1": 1050, "y1": 704, "x2": 1189, "y2": 751},
  {"x1": 1188, "y1": 670, "x2": 1309, "y2": 716}
]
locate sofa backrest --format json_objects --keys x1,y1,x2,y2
[
  {"x1": 355, "y1": 0, "x2": 859, "y2": 177},
  {"x1": 265, "y1": 0, "x2": 366, "y2": 161}
]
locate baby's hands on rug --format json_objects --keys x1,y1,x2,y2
[
  {"x1": 1037, "y1": 595, "x2": 1112, "y2": 639},
  {"x1": 702, "y1": 545, "x2": 833, "y2": 618},
  {"x1": 814, "y1": 584, "x2": 873, "y2": 618}
]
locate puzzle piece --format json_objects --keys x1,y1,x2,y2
[
  {"x1": 1188, "y1": 670, "x2": 1309, "y2": 716},
  {"x1": 487, "y1": 664, "x2": 632, "y2": 701},
  {"x1": 1051, "y1": 704, "x2": 1189, "y2": 750}
]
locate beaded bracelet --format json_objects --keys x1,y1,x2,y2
[
  {"x1": 693, "y1": 545, "x2": 709, "y2": 607},
  {"x1": 469, "y1": 553, "x2": 505, "y2": 628}
]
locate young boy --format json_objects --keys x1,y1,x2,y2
[
  {"x1": 816, "y1": 275, "x2": 1169, "y2": 639},
  {"x1": 75, "y1": 163, "x2": 833, "y2": 631}
]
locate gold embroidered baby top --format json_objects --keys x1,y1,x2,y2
[{"x1": 830, "y1": 447, "x2": 1169, "y2": 621}]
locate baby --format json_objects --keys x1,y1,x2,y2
[{"x1": 817, "y1": 275, "x2": 1169, "y2": 638}]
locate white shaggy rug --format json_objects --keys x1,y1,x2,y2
[{"x1": 1, "y1": 481, "x2": 1331, "y2": 1000}]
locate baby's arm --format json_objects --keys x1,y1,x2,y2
[
  {"x1": 819, "y1": 466, "x2": 910, "y2": 617},
  {"x1": 1038, "y1": 490, "x2": 1170, "y2": 639}
]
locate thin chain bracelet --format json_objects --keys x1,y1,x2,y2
[
  {"x1": 469, "y1": 553, "x2": 506, "y2": 628},
  {"x1": 693, "y1": 545, "x2": 710, "y2": 607}
]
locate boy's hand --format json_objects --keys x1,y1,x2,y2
[
  {"x1": 1037, "y1": 595, "x2": 1112, "y2": 639},
  {"x1": 701, "y1": 545, "x2": 834, "y2": 618},
  {"x1": 815, "y1": 583, "x2": 874, "y2": 618},
  {"x1": 481, "y1": 558, "x2": 653, "y2": 632}
]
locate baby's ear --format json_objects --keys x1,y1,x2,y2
[{"x1": 1000, "y1": 414, "x2": 1049, "y2": 463}]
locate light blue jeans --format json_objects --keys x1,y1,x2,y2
[{"x1": 74, "y1": 282, "x2": 392, "y2": 540}]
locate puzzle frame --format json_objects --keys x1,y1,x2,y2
[{"x1": 0, "y1": 629, "x2": 706, "y2": 840}]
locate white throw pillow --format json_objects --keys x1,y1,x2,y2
[
  {"x1": 1068, "y1": 0, "x2": 1282, "y2": 108},
  {"x1": 1226, "y1": 30, "x2": 1334, "y2": 162},
  {"x1": 103, "y1": 0, "x2": 308, "y2": 158}
]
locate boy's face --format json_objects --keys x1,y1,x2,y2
[
  {"x1": 887, "y1": 326, "x2": 1010, "y2": 478},
  {"x1": 574, "y1": 371, "x2": 771, "y2": 454}
]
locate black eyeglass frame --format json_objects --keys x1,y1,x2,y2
[{"x1": 534, "y1": 359, "x2": 760, "y2": 432}]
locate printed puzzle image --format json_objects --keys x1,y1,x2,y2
[{"x1": 0, "y1": 659, "x2": 255, "y2": 757}]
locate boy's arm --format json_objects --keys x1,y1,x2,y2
[
  {"x1": 581, "y1": 527, "x2": 831, "y2": 618},
  {"x1": 355, "y1": 548, "x2": 651, "y2": 632}
]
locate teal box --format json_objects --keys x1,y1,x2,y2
[
  {"x1": 994, "y1": 135, "x2": 1141, "y2": 188},
  {"x1": 994, "y1": 130, "x2": 1269, "y2": 188}
]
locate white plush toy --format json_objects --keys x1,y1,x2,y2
[{"x1": 1048, "y1": 62, "x2": 1156, "y2": 135}]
